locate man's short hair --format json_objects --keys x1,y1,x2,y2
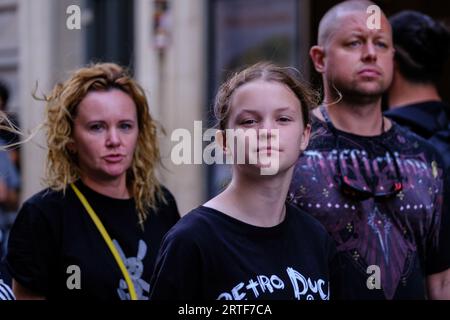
[{"x1": 318, "y1": 0, "x2": 378, "y2": 46}]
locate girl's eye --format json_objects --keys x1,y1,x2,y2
[
  {"x1": 240, "y1": 119, "x2": 257, "y2": 126},
  {"x1": 278, "y1": 116, "x2": 292, "y2": 122}
]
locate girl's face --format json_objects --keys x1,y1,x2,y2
[
  {"x1": 225, "y1": 79, "x2": 310, "y2": 176},
  {"x1": 69, "y1": 89, "x2": 139, "y2": 185}
]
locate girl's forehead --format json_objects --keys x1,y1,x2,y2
[{"x1": 231, "y1": 81, "x2": 298, "y2": 105}]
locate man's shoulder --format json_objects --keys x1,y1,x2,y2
[{"x1": 392, "y1": 122, "x2": 447, "y2": 165}]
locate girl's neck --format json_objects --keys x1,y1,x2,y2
[{"x1": 204, "y1": 168, "x2": 293, "y2": 227}]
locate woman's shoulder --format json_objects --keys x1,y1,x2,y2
[
  {"x1": 13, "y1": 187, "x2": 69, "y2": 227},
  {"x1": 153, "y1": 185, "x2": 181, "y2": 223},
  {"x1": 23, "y1": 187, "x2": 69, "y2": 210}
]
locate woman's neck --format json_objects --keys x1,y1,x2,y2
[
  {"x1": 79, "y1": 175, "x2": 130, "y2": 199},
  {"x1": 205, "y1": 168, "x2": 293, "y2": 227}
]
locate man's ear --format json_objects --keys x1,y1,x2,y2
[{"x1": 310, "y1": 45, "x2": 326, "y2": 73}]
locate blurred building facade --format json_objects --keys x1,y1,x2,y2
[{"x1": 0, "y1": 0, "x2": 449, "y2": 214}]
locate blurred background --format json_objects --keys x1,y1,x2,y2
[{"x1": 0, "y1": 0, "x2": 449, "y2": 215}]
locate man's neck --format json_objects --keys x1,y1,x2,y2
[
  {"x1": 315, "y1": 96, "x2": 389, "y2": 136},
  {"x1": 388, "y1": 80, "x2": 441, "y2": 109}
]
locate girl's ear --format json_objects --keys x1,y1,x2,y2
[{"x1": 300, "y1": 124, "x2": 311, "y2": 152}]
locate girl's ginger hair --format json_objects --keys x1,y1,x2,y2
[{"x1": 44, "y1": 62, "x2": 163, "y2": 224}]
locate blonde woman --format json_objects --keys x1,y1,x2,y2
[{"x1": 5, "y1": 63, "x2": 179, "y2": 300}]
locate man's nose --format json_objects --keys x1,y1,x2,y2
[{"x1": 362, "y1": 42, "x2": 377, "y2": 62}]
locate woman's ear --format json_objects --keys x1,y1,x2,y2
[
  {"x1": 66, "y1": 141, "x2": 77, "y2": 155},
  {"x1": 300, "y1": 124, "x2": 311, "y2": 152}
]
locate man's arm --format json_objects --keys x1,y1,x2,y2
[{"x1": 427, "y1": 268, "x2": 450, "y2": 299}]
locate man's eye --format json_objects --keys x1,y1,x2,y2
[
  {"x1": 347, "y1": 40, "x2": 361, "y2": 47},
  {"x1": 376, "y1": 41, "x2": 388, "y2": 48}
]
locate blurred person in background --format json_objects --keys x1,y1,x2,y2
[
  {"x1": 0, "y1": 82, "x2": 20, "y2": 280},
  {"x1": 385, "y1": 10, "x2": 450, "y2": 170},
  {"x1": 0, "y1": 276, "x2": 14, "y2": 300}
]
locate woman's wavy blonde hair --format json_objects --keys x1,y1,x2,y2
[{"x1": 44, "y1": 62, "x2": 163, "y2": 224}]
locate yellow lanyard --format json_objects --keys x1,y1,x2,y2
[{"x1": 70, "y1": 183, "x2": 138, "y2": 300}]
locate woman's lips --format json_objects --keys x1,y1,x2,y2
[{"x1": 103, "y1": 154, "x2": 125, "y2": 163}]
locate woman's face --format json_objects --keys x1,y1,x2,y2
[
  {"x1": 226, "y1": 79, "x2": 310, "y2": 176},
  {"x1": 70, "y1": 88, "x2": 139, "y2": 184}
]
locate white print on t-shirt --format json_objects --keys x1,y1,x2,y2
[
  {"x1": 113, "y1": 239, "x2": 150, "y2": 300},
  {"x1": 217, "y1": 267, "x2": 329, "y2": 300}
]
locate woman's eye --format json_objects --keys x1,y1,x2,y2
[
  {"x1": 119, "y1": 123, "x2": 133, "y2": 130},
  {"x1": 89, "y1": 123, "x2": 104, "y2": 132}
]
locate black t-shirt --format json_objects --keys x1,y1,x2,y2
[
  {"x1": 6, "y1": 180, "x2": 180, "y2": 300},
  {"x1": 289, "y1": 116, "x2": 450, "y2": 299},
  {"x1": 150, "y1": 203, "x2": 341, "y2": 300}
]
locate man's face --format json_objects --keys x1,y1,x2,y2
[{"x1": 322, "y1": 11, "x2": 394, "y2": 99}]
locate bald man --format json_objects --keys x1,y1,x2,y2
[{"x1": 289, "y1": 0, "x2": 450, "y2": 299}]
